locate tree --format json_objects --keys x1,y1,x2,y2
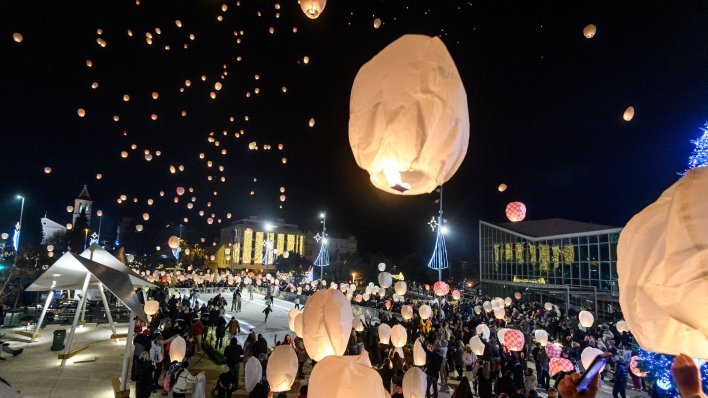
[{"x1": 685, "y1": 121, "x2": 708, "y2": 173}]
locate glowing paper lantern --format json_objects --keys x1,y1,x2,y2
[
  {"x1": 549, "y1": 357, "x2": 574, "y2": 377},
  {"x1": 578, "y1": 311, "x2": 594, "y2": 328},
  {"x1": 390, "y1": 324, "x2": 407, "y2": 348},
  {"x1": 498, "y1": 183, "x2": 507, "y2": 192},
  {"x1": 245, "y1": 356, "x2": 262, "y2": 392},
  {"x1": 13, "y1": 33, "x2": 23, "y2": 43},
  {"x1": 433, "y1": 281, "x2": 450, "y2": 296},
  {"x1": 534, "y1": 330, "x2": 549, "y2": 345},
  {"x1": 377, "y1": 287, "x2": 386, "y2": 297},
  {"x1": 475, "y1": 324, "x2": 490, "y2": 341},
  {"x1": 377, "y1": 262, "x2": 386, "y2": 272},
  {"x1": 402, "y1": 367, "x2": 426, "y2": 398},
  {"x1": 66, "y1": 206, "x2": 74, "y2": 213},
  {"x1": 505, "y1": 201, "x2": 526, "y2": 222},
  {"x1": 135, "y1": 224, "x2": 143, "y2": 232},
  {"x1": 266, "y1": 345, "x2": 299, "y2": 392},
  {"x1": 583, "y1": 24, "x2": 597, "y2": 39},
  {"x1": 494, "y1": 308, "x2": 506, "y2": 320},
  {"x1": 144, "y1": 300, "x2": 159, "y2": 316},
  {"x1": 294, "y1": 313, "x2": 304, "y2": 338},
  {"x1": 170, "y1": 335, "x2": 187, "y2": 362},
  {"x1": 349, "y1": 34, "x2": 469, "y2": 195},
  {"x1": 418, "y1": 304, "x2": 432, "y2": 320},
  {"x1": 302, "y1": 289, "x2": 353, "y2": 361},
  {"x1": 168, "y1": 236, "x2": 180, "y2": 249},
  {"x1": 308, "y1": 355, "x2": 389, "y2": 398},
  {"x1": 413, "y1": 339, "x2": 426, "y2": 366},
  {"x1": 545, "y1": 342, "x2": 561, "y2": 358},
  {"x1": 482, "y1": 301, "x2": 492, "y2": 313},
  {"x1": 474, "y1": 306, "x2": 481, "y2": 315},
  {"x1": 616, "y1": 320, "x2": 629, "y2": 334},
  {"x1": 299, "y1": 0, "x2": 326, "y2": 19},
  {"x1": 77, "y1": 108, "x2": 86, "y2": 117},
  {"x1": 503, "y1": 329, "x2": 525, "y2": 351},
  {"x1": 378, "y1": 323, "x2": 392, "y2": 345},
  {"x1": 630, "y1": 356, "x2": 647, "y2": 377},
  {"x1": 401, "y1": 305, "x2": 413, "y2": 320},
  {"x1": 618, "y1": 167, "x2": 708, "y2": 358},
  {"x1": 394, "y1": 281, "x2": 407, "y2": 295},
  {"x1": 288, "y1": 308, "x2": 300, "y2": 331},
  {"x1": 44, "y1": 166, "x2": 52, "y2": 174},
  {"x1": 469, "y1": 335, "x2": 485, "y2": 356},
  {"x1": 504, "y1": 297, "x2": 512, "y2": 307},
  {"x1": 581, "y1": 347, "x2": 605, "y2": 371},
  {"x1": 514, "y1": 291, "x2": 522, "y2": 301},
  {"x1": 544, "y1": 302, "x2": 553, "y2": 311},
  {"x1": 623, "y1": 106, "x2": 635, "y2": 121},
  {"x1": 451, "y1": 289, "x2": 461, "y2": 300},
  {"x1": 378, "y1": 272, "x2": 392, "y2": 288}
]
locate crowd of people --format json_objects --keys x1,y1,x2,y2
[{"x1": 126, "y1": 276, "x2": 704, "y2": 398}]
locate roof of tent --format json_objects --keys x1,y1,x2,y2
[
  {"x1": 79, "y1": 244, "x2": 153, "y2": 288},
  {"x1": 25, "y1": 252, "x2": 147, "y2": 321}
]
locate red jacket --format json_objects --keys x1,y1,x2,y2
[{"x1": 191, "y1": 320, "x2": 203, "y2": 336}]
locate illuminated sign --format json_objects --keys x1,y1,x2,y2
[{"x1": 512, "y1": 276, "x2": 546, "y2": 284}]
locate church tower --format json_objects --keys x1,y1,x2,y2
[{"x1": 73, "y1": 185, "x2": 92, "y2": 225}]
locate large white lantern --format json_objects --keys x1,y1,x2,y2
[
  {"x1": 497, "y1": 328, "x2": 509, "y2": 345},
  {"x1": 302, "y1": 289, "x2": 353, "y2": 361},
  {"x1": 469, "y1": 335, "x2": 485, "y2": 356},
  {"x1": 288, "y1": 307, "x2": 301, "y2": 332},
  {"x1": 294, "y1": 313, "x2": 304, "y2": 338},
  {"x1": 504, "y1": 297, "x2": 512, "y2": 307},
  {"x1": 413, "y1": 339, "x2": 426, "y2": 366},
  {"x1": 402, "y1": 367, "x2": 427, "y2": 398},
  {"x1": 475, "y1": 324, "x2": 490, "y2": 341},
  {"x1": 494, "y1": 307, "x2": 506, "y2": 320},
  {"x1": 401, "y1": 305, "x2": 413, "y2": 320},
  {"x1": 377, "y1": 287, "x2": 386, "y2": 297},
  {"x1": 377, "y1": 262, "x2": 386, "y2": 272},
  {"x1": 378, "y1": 272, "x2": 392, "y2": 288},
  {"x1": 544, "y1": 302, "x2": 553, "y2": 311},
  {"x1": 349, "y1": 34, "x2": 469, "y2": 195},
  {"x1": 482, "y1": 301, "x2": 492, "y2": 313},
  {"x1": 617, "y1": 167, "x2": 708, "y2": 358},
  {"x1": 144, "y1": 300, "x2": 159, "y2": 316},
  {"x1": 299, "y1": 0, "x2": 326, "y2": 19},
  {"x1": 245, "y1": 356, "x2": 262, "y2": 393},
  {"x1": 534, "y1": 329, "x2": 549, "y2": 346},
  {"x1": 308, "y1": 355, "x2": 389, "y2": 398},
  {"x1": 418, "y1": 304, "x2": 432, "y2": 320},
  {"x1": 616, "y1": 320, "x2": 629, "y2": 334},
  {"x1": 378, "y1": 323, "x2": 392, "y2": 345},
  {"x1": 170, "y1": 335, "x2": 187, "y2": 362},
  {"x1": 266, "y1": 345, "x2": 299, "y2": 392},
  {"x1": 581, "y1": 347, "x2": 605, "y2": 372},
  {"x1": 578, "y1": 311, "x2": 594, "y2": 328},
  {"x1": 390, "y1": 324, "x2": 407, "y2": 348},
  {"x1": 394, "y1": 281, "x2": 407, "y2": 296}
]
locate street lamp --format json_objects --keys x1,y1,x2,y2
[{"x1": 84, "y1": 228, "x2": 89, "y2": 251}]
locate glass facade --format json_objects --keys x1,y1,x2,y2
[
  {"x1": 218, "y1": 218, "x2": 305, "y2": 270},
  {"x1": 479, "y1": 222, "x2": 621, "y2": 294}
]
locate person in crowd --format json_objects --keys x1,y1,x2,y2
[
  {"x1": 611, "y1": 354, "x2": 628, "y2": 398},
  {"x1": 216, "y1": 367, "x2": 238, "y2": 398},
  {"x1": 215, "y1": 316, "x2": 227, "y2": 350},
  {"x1": 524, "y1": 368, "x2": 538, "y2": 394},
  {"x1": 191, "y1": 317, "x2": 203, "y2": 351},
  {"x1": 294, "y1": 335, "x2": 308, "y2": 378},
  {"x1": 452, "y1": 376, "x2": 475, "y2": 398},
  {"x1": 171, "y1": 361, "x2": 197, "y2": 398},
  {"x1": 254, "y1": 333, "x2": 268, "y2": 358},
  {"x1": 262, "y1": 305, "x2": 273, "y2": 323},
  {"x1": 379, "y1": 358, "x2": 394, "y2": 393},
  {"x1": 135, "y1": 351, "x2": 154, "y2": 398},
  {"x1": 150, "y1": 335, "x2": 165, "y2": 390},
  {"x1": 227, "y1": 317, "x2": 240, "y2": 339},
  {"x1": 223, "y1": 336, "x2": 243, "y2": 387},
  {"x1": 424, "y1": 341, "x2": 443, "y2": 398}
]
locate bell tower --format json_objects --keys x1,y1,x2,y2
[{"x1": 73, "y1": 185, "x2": 92, "y2": 225}]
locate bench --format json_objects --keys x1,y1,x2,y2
[{"x1": 111, "y1": 376, "x2": 130, "y2": 398}]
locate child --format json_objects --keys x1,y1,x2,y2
[{"x1": 524, "y1": 368, "x2": 538, "y2": 394}]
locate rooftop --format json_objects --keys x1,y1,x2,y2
[{"x1": 484, "y1": 218, "x2": 620, "y2": 239}]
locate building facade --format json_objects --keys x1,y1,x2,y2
[
  {"x1": 73, "y1": 185, "x2": 93, "y2": 224},
  {"x1": 218, "y1": 217, "x2": 305, "y2": 271},
  {"x1": 303, "y1": 233, "x2": 358, "y2": 261},
  {"x1": 479, "y1": 219, "x2": 622, "y2": 317}
]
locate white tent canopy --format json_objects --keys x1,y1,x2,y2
[
  {"x1": 80, "y1": 244, "x2": 153, "y2": 288},
  {"x1": 26, "y1": 252, "x2": 148, "y2": 322}
]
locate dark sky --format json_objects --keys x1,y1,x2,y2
[{"x1": 0, "y1": 0, "x2": 706, "y2": 262}]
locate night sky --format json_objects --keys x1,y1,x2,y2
[{"x1": 1, "y1": 0, "x2": 707, "y2": 263}]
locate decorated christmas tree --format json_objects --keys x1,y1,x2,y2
[{"x1": 685, "y1": 121, "x2": 708, "y2": 173}]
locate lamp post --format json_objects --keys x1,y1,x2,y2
[
  {"x1": 313, "y1": 212, "x2": 329, "y2": 281},
  {"x1": 1, "y1": 195, "x2": 25, "y2": 301}
]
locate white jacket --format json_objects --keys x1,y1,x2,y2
[{"x1": 149, "y1": 341, "x2": 164, "y2": 365}]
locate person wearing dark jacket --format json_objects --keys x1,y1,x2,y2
[
  {"x1": 223, "y1": 337, "x2": 244, "y2": 388},
  {"x1": 215, "y1": 316, "x2": 227, "y2": 349},
  {"x1": 135, "y1": 351, "x2": 154, "y2": 398},
  {"x1": 495, "y1": 371, "x2": 516, "y2": 398},
  {"x1": 254, "y1": 334, "x2": 268, "y2": 358},
  {"x1": 132, "y1": 330, "x2": 151, "y2": 380},
  {"x1": 612, "y1": 355, "x2": 629, "y2": 398},
  {"x1": 424, "y1": 342, "x2": 443, "y2": 398},
  {"x1": 379, "y1": 358, "x2": 394, "y2": 393}
]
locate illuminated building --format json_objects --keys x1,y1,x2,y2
[
  {"x1": 218, "y1": 217, "x2": 305, "y2": 271},
  {"x1": 303, "y1": 233, "x2": 357, "y2": 261},
  {"x1": 479, "y1": 219, "x2": 622, "y2": 317}
]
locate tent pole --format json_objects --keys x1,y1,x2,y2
[
  {"x1": 79, "y1": 291, "x2": 89, "y2": 325},
  {"x1": 141, "y1": 288, "x2": 148, "y2": 304},
  {"x1": 33, "y1": 289, "x2": 54, "y2": 342},
  {"x1": 119, "y1": 311, "x2": 136, "y2": 392},
  {"x1": 98, "y1": 283, "x2": 116, "y2": 335},
  {"x1": 62, "y1": 272, "x2": 91, "y2": 366}
]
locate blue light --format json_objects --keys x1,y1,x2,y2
[
  {"x1": 684, "y1": 121, "x2": 708, "y2": 173},
  {"x1": 656, "y1": 378, "x2": 671, "y2": 391}
]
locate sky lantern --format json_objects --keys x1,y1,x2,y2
[
  {"x1": 308, "y1": 117, "x2": 315, "y2": 127},
  {"x1": 308, "y1": 356, "x2": 388, "y2": 398},
  {"x1": 578, "y1": 311, "x2": 594, "y2": 327},
  {"x1": 618, "y1": 167, "x2": 708, "y2": 358},
  {"x1": 623, "y1": 106, "x2": 635, "y2": 121},
  {"x1": 168, "y1": 236, "x2": 180, "y2": 249},
  {"x1": 135, "y1": 224, "x2": 143, "y2": 232},
  {"x1": 475, "y1": 324, "x2": 490, "y2": 341},
  {"x1": 394, "y1": 281, "x2": 407, "y2": 295},
  {"x1": 373, "y1": 18, "x2": 382, "y2": 29},
  {"x1": 77, "y1": 108, "x2": 86, "y2": 117},
  {"x1": 151, "y1": 91, "x2": 159, "y2": 100},
  {"x1": 469, "y1": 335, "x2": 485, "y2": 356},
  {"x1": 498, "y1": 183, "x2": 507, "y2": 192},
  {"x1": 299, "y1": 0, "x2": 326, "y2": 19},
  {"x1": 66, "y1": 205, "x2": 74, "y2": 213},
  {"x1": 302, "y1": 289, "x2": 353, "y2": 361},
  {"x1": 175, "y1": 19, "x2": 182, "y2": 27},
  {"x1": 451, "y1": 289, "x2": 461, "y2": 300},
  {"x1": 91, "y1": 82, "x2": 99, "y2": 89},
  {"x1": 581, "y1": 347, "x2": 605, "y2": 372},
  {"x1": 303, "y1": 55, "x2": 310, "y2": 64},
  {"x1": 245, "y1": 357, "x2": 262, "y2": 393},
  {"x1": 96, "y1": 173, "x2": 102, "y2": 180},
  {"x1": 378, "y1": 272, "x2": 392, "y2": 288},
  {"x1": 378, "y1": 323, "x2": 391, "y2": 344},
  {"x1": 401, "y1": 305, "x2": 413, "y2": 320},
  {"x1": 616, "y1": 320, "x2": 629, "y2": 334},
  {"x1": 120, "y1": 151, "x2": 128, "y2": 158},
  {"x1": 123, "y1": 94, "x2": 130, "y2": 102},
  {"x1": 549, "y1": 358, "x2": 574, "y2": 377},
  {"x1": 12, "y1": 32, "x2": 23, "y2": 43},
  {"x1": 503, "y1": 329, "x2": 525, "y2": 351},
  {"x1": 545, "y1": 342, "x2": 561, "y2": 358},
  {"x1": 534, "y1": 330, "x2": 548, "y2": 345},
  {"x1": 390, "y1": 324, "x2": 407, "y2": 347},
  {"x1": 176, "y1": 187, "x2": 185, "y2": 196},
  {"x1": 433, "y1": 281, "x2": 450, "y2": 296},
  {"x1": 418, "y1": 304, "x2": 432, "y2": 320},
  {"x1": 349, "y1": 35, "x2": 469, "y2": 195},
  {"x1": 266, "y1": 345, "x2": 298, "y2": 392},
  {"x1": 413, "y1": 339, "x2": 426, "y2": 366},
  {"x1": 170, "y1": 335, "x2": 187, "y2": 362},
  {"x1": 505, "y1": 201, "x2": 526, "y2": 222},
  {"x1": 279, "y1": 195, "x2": 286, "y2": 202},
  {"x1": 583, "y1": 24, "x2": 597, "y2": 39},
  {"x1": 44, "y1": 166, "x2": 52, "y2": 174},
  {"x1": 142, "y1": 213, "x2": 150, "y2": 221}
]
